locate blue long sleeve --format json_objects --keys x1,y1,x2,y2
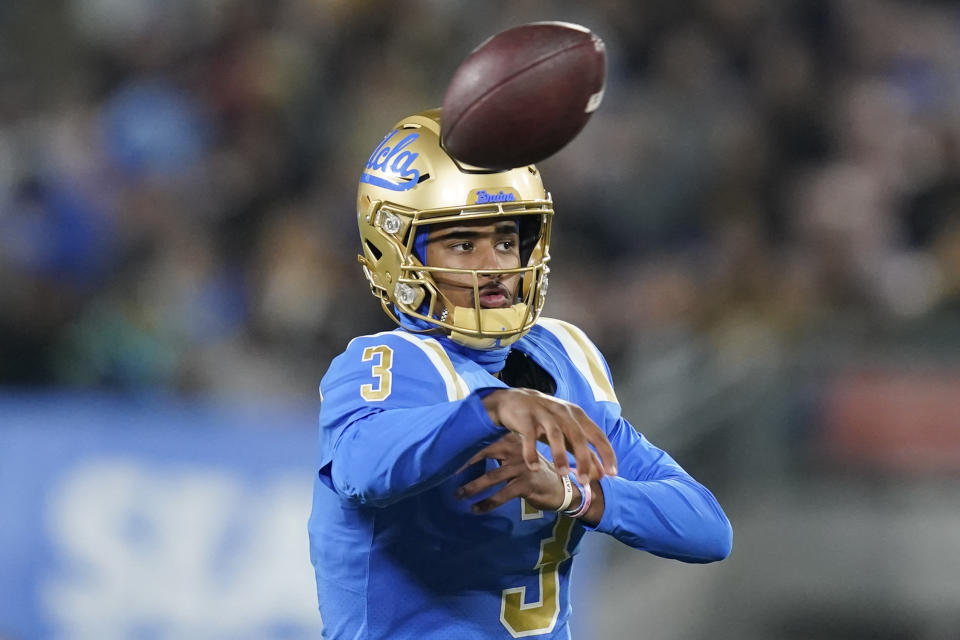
[
  {"x1": 315, "y1": 326, "x2": 731, "y2": 562},
  {"x1": 587, "y1": 415, "x2": 732, "y2": 563},
  {"x1": 322, "y1": 392, "x2": 504, "y2": 507},
  {"x1": 316, "y1": 331, "x2": 510, "y2": 508}
]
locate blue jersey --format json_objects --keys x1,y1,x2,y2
[{"x1": 308, "y1": 318, "x2": 731, "y2": 639}]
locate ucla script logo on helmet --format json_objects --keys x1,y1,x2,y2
[{"x1": 361, "y1": 130, "x2": 423, "y2": 191}]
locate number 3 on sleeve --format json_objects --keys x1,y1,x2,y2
[{"x1": 360, "y1": 345, "x2": 394, "y2": 401}]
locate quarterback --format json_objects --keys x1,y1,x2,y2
[{"x1": 308, "y1": 110, "x2": 732, "y2": 639}]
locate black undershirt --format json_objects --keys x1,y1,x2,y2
[{"x1": 498, "y1": 350, "x2": 557, "y2": 395}]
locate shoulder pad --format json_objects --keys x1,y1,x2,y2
[
  {"x1": 331, "y1": 330, "x2": 470, "y2": 403},
  {"x1": 535, "y1": 318, "x2": 618, "y2": 405}
]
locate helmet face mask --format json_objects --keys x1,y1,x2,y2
[{"x1": 357, "y1": 109, "x2": 554, "y2": 349}]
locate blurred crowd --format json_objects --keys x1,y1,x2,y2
[{"x1": 1, "y1": 0, "x2": 959, "y2": 398}]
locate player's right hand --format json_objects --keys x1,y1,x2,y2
[{"x1": 481, "y1": 388, "x2": 616, "y2": 484}]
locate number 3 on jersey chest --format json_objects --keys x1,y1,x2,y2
[{"x1": 500, "y1": 513, "x2": 575, "y2": 637}]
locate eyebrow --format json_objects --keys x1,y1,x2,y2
[{"x1": 429, "y1": 222, "x2": 519, "y2": 243}]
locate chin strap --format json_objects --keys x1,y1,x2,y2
[{"x1": 449, "y1": 303, "x2": 530, "y2": 350}]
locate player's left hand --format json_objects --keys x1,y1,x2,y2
[{"x1": 456, "y1": 433, "x2": 584, "y2": 514}]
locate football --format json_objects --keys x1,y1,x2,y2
[{"x1": 441, "y1": 22, "x2": 606, "y2": 170}]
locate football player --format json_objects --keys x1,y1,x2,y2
[{"x1": 308, "y1": 110, "x2": 732, "y2": 639}]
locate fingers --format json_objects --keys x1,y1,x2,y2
[
  {"x1": 463, "y1": 442, "x2": 500, "y2": 468},
  {"x1": 470, "y1": 479, "x2": 525, "y2": 514},
  {"x1": 554, "y1": 404, "x2": 597, "y2": 484},
  {"x1": 486, "y1": 388, "x2": 617, "y2": 478},
  {"x1": 460, "y1": 432, "x2": 522, "y2": 471},
  {"x1": 533, "y1": 401, "x2": 601, "y2": 483},
  {"x1": 538, "y1": 419, "x2": 571, "y2": 477},
  {"x1": 456, "y1": 462, "x2": 523, "y2": 499},
  {"x1": 492, "y1": 397, "x2": 542, "y2": 472},
  {"x1": 583, "y1": 419, "x2": 618, "y2": 476},
  {"x1": 520, "y1": 431, "x2": 541, "y2": 472},
  {"x1": 589, "y1": 448, "x2": 605, "y2": 477},
  {"x1": 551, "y1": 400, "x2": 616, "y2": 479}
]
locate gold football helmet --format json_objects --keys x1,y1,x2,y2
[{"x1": 357, "y1": 109, "x2": 553, "y2": 349}]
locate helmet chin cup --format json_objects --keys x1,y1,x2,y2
[
  {"x1": 356, "y1": 109, "x2": 553, "y2": 347},
  {"x1": 449, "y1": 303, "x2": 531, "y2": 349}
]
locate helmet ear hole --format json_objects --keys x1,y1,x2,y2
[
  {"x1": 364, "y1": 240, "x2": 383, "y2": 262},
  {"x1": 519, "y1": 216, "x2": 543, "y2": 265}
]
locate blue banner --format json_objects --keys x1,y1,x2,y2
[{"x1": 0, "y1": 392, "x2": 323, "y2": 639}]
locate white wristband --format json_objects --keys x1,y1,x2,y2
[{"x1": 555, "y1": 474, "x2": 574, "y2": 512}]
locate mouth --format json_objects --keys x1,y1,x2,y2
[{"x1": 478, "y1": 284, "x2": 513, "y2": 309}]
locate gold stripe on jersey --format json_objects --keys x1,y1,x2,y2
[
  {"x1": 537, "y1": 318, "x2": 618, "y2": 405},
  {"x1": 389, "y1": 331, "x2": 469, "y2": 401},
  {"x1": 420, "y1": 338, "x2": 470, "y2": 400}
]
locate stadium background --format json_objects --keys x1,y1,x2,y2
[{"x1": 2, "y1": 0, "x2": 960, "y2": 638}]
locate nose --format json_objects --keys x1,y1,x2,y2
[{"x1": 474, "y1": 240, "x2": 508, "y2": 273}]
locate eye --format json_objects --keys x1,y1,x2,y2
[
  {"x1": 496, "y1": 237, "x2": 519, "y2": 252},
  {"x1": 450, "y1": 240, "x2": 473, "y2": 252}
]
